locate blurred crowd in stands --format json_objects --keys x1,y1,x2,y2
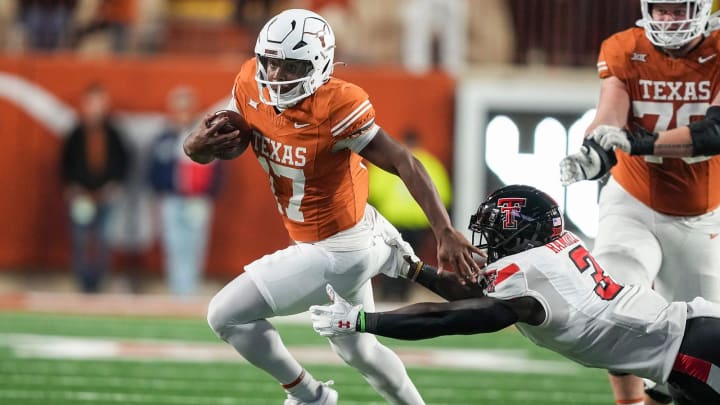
[
  {"x1": 0, "y1": 0, "x2": 642, "y2": 297},
  {"x1": 0, "y1": 0, "x2": 640, "y2": 70}
]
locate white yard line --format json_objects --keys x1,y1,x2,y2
[{"x1": 0, "y1": 333, "x2": 577, "y2": 374}]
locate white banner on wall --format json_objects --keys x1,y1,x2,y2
[{"x1": 454, "y1": 69, "x2": 602, "y2": 241}]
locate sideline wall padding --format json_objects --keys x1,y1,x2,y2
[{"x1": 0, "y1": 55, "x2": 454, "y2": 279}]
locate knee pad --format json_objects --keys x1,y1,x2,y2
[
  {"x1": 206, "y1": 294, "x2": 257, "y2": 341},
  {"x1": 206, "y1": 296, "x2": 233, "y2": 341},
  {"x1": 206, "y1": 276, "x2": 272, "y2": 340}
]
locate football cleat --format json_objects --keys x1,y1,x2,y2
[{"x1": 284, "y1": 381, "x2": 338, "y2": 405}]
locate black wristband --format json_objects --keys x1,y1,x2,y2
[
  {"x1": 582, "y1": 138, "x2": 617, "y2": 179},
  {"x1": 626, "y1": 125, "x2": 658, "y2": 155}
]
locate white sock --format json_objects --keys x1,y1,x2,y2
[{"x1": 283, "y1": 369, "x2": 321, "y2": 402}]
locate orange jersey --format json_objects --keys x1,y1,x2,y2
[
  {"x1": 232, "y1": 59, "x2": 375, "y2": 242},
  {"x1": 597, "y1": 28, "x2": 720, "y2": 216}
]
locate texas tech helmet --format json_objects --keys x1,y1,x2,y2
[{"x1": 469, "y1": 185, "x2": 563, "y2": 264}]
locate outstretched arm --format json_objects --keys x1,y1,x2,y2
[
  {"x1": 593, "y1": 105, "x2": 720, "y2": 157},
  {"x1": 404, "y1": 256, "x2": 486, "y2": 301},
  {"x1": 310, "y1": 285, "x2": 545, "y2": 340},
  {"x1": 581, "y1": 81, "x2": 720, "y2": 158},
  {"x1": 360, "y1": 129, "x2": 483, "y2": 280},
  {"x1": 361, "y1": 298, "x2": 520, "y2": 340}
]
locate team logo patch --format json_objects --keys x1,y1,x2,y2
[
  {"x1": 698, "y1": 54, "x2": 717, "y2": 64},
  {"x1": 497, "y1": 197, "x2": 526, "y2": 229},
  {"x1": 482, "y1": 270, "x2": 497, "y2": 293},
  {"x1": 631, "y1": 53, "x2": 647, "y2": 62}
]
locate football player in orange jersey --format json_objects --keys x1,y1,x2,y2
[
  {"x1": 560, "y1": 1, "x2": 720, "y2": 405},
  {"x1": 182, "y1": 8, "x2": 483, "y2": 405}
]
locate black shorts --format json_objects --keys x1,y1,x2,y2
[{"x1": 667, "y1": 317, "x2": 720, "y2": 405}]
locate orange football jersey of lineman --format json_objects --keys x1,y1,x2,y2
[
  {"x1": 597, "y1": 28, "x2": 720, "y2": 216},
  {"x1": 232, "y1": 58, "x2": 375, "y2": 242}
]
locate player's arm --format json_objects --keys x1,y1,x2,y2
[
  {"x1": 590, "y1": 105, "x2": 720, "y2": 157},
  {"x1": 590, "y1": 87, "x2": 720, "y2": 157},
  {"x1": 560, "y1": 76, "x2": 629, "y2": 185},
  {"x1": 628, "y1": 104, "x2": 720, "y2": 157},
  {"x1": 360, "y1": 129, "x2": 483, "y2": 279},
  {"x1": 361, "y1": 298, "x2": 523, "y2": 340},
  {"x1": 586, "y1": 76, "x2": 631, "y2": 134},
  {"x1": 310, "y1": 285, "x2": 544, "y2": 340},
  {"x1": 404, "y1": 256, "x2": 486, "y2": 300}
]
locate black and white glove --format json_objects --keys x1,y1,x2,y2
[
  {"x1": 309, "y1": 285, "x2": 363, "y2": 337},
  {"x1": 589, "y1": 124, "x2": 656, "y2": 155},
  {"x1": 559, "y1": 138, "x2": 617, "y2": 186}
]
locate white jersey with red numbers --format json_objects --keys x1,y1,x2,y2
[
  {"x1": 597, "y1": 28, "x2": 720, "y2": 216},
  {"x1": 483, "y1": 231, "x2": 687, "y2": 383},
  {"x1": 228, "y1": 58, "x2": 379, "y2": 242}
]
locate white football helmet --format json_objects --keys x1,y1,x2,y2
[
  {"x1": 254, "y1": 9, "x2": 336, "y2": 109},
  {"x1": 637, "y1": 0, "x2": 713, "y2": 49}
]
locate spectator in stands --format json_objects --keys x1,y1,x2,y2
[
  {"x1": 17, "y1": 0, "x2": 78, "y2": 50},
  {"x1": 72, "y1": 0, "x2": 137, "y2": 54},
  {"x1": 60, "y1": 83, "x2": 130, "y2": 293},
  {"x1": 233, "y1": 0, "x2": 275, "y2": 30},
  {"x1": 368, "y1": 130, "x2": 452, "y2": 301},
  {"x1": 401, "y1": 0, "x2": 468, "y2": 76},
  {"x1": 148, "y1": 86, "x2": 222, "y2": 297}
]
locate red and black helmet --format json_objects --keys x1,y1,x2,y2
[{"x1": 469, "y1": 185, "x2": 563, "y2": 264}]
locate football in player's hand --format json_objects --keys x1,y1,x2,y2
[
  {"x1": 207, "y1": 110, "x2": 252, "y2": 159},
  {"x1": 207, "y1": 110, "x2": 251, "y2": 134}
]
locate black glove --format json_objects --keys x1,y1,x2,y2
[{"x1": 625, "y1": 123, "x2": 658, "y2": 155}]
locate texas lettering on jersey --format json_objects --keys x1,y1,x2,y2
[
  {"x1": 231, "y1": 58, "x2": 376, "y2": 242},
  {"x1": 597, "y1": 28, "x2": 720, "y2": 216},
  {"x1": 637, "y1": 79, "x2": 711, "y2": 101},
  {"x1": 250, "y1": 132, "x2": 307, "y2": 167}
]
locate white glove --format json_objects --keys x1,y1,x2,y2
[
  {"x1": 559, "y1": 138, "x2": 617, "y2": 186},
  {"x1": 559, "y1": 145, "x2": 602, "y2": 185},
  {"x1": 589, "y1": 125, "x2": 631, "y2": 153},
  {"x1": 309, "y1": 285, "x2": 363, "y2": 337}
]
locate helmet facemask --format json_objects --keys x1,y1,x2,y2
[
  {"x1": 256, "y1": 57, "x2": 315, "y2": 109},
  {"x1": 638, "y1": 0, "x2": 713, "y2": 49},
  {"x1": 254, "y1": 9, "x2": 336, "y2": 109}
]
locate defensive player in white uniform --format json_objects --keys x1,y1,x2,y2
[{"x1": 310, "y1": 185, "x2": 720, "y2": 405}]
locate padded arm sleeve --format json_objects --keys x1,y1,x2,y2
[
  {"x1": 689, "y1": 106, "x2": 720, "y2": 156},
  {"x1": 362, "y1": 298, "x2": 519, "y2": 340}
]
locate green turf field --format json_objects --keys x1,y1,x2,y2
[{"x1": 0, "y1": 312, "x2": 614, "y2": 404}]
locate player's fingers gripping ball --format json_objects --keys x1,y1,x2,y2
[{"x1": 206, "y1": 110, "x2": 253, "y2": 159}]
